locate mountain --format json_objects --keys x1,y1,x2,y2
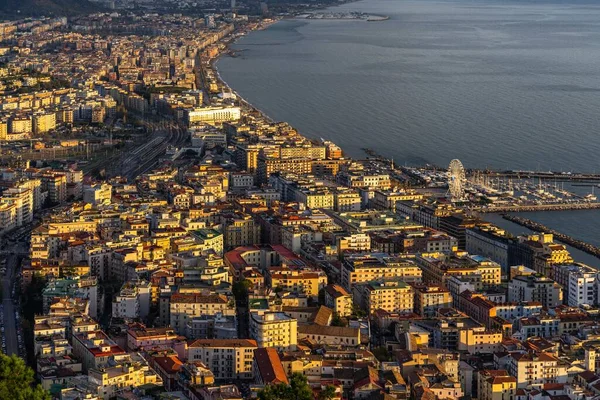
[{"x1": 0, "y1": 0, "x2": 105, "y2": 17}]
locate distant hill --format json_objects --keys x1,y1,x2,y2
[{"x1": 0, "y1": 0, "x2": 105, "y2": 17}]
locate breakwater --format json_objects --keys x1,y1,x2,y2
[
  {"x1": 476, "y1": 203, "x2": 600, "y2": 213},
  {"x1": 502, "y1": 214, "x2": 600, "y2": 259}
]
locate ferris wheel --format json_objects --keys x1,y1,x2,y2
[{"x1": 448, "y1": 159, "x2": 466, "y2": 201}]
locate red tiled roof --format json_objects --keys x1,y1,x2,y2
[
  {"x1": 154, "y1": 355, "x2": 183, "y2": 375},
  {"x1": 254, "y1": 348, "x2": 288, "y2": 385}
]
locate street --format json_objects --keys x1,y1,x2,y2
[{"x1": 2, "y1": 252, "x2": 19, "y2": 356}]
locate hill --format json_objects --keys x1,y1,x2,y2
[{"x1": 0, "y1": 0, "x2": 104, "y2": 17}]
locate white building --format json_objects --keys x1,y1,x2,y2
[
  {"x1": 553, "y1": 263, "x2": 598, "y2": 307},
  {"x1": 186, "y1": 106, "x2": 241, "y2": 126},
  {"x1": 112, "y1": 280, "x2": 152, "y2": 320},
  {"x1": 507, "y1": 275, "x2": 562, "y2": 309}
]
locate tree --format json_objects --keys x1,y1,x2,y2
[
  {"x1": 232, "y1": 279, "x2": 252, "y2": 301},
  {"x1": 331, "y1": 313, "x2": 346, "y2": 327},
  {"x1": 351, "y1": 303, "x2": 366, "y2": 318},
  {"x1": 257, "y1": 372, "x2": 313, "y2": 400},
  {"x1": 372, "y1": 346, "x2": 392, "y2": 362},
  {"x1": 0, "y1": 354, "x2": 50, "y2": 400},
  {"x1": 318, "y1": 385, "x2": 337, "y2": 400}
]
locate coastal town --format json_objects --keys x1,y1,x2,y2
[{"x1": 3, "y1": 4, "x2": 600, "y2": 400}]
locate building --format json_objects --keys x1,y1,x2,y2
[
  {"x1": 71, "y1": 330, "x2": 127, "y2": 372},
  {"x1": 457, "y1": 326, "x2": 502, "y2": 355},
  {"x1": 10, "y1": 115, "x2": 32, "y2": 133},
  {"x1": 341, "y1": 254, "x2": 422, "y2": 290},
  {"x1": 413, "y1": 284, "x2": 453, "y2": 318},
  {"x1": 477, "y1": 370, "x2": 517, "y2": 400},
  {"x1": 33, "y1": 111, "x2": 56, "y2": 134},
  {"x1": 83, "y1": 184, "x2": 112, "y2": 205},
  {"x1": 297, "y1": 324, "x2": 360, "y2": 346},
  {"x1": 507, "y1": 274, "x2": 562, "y2": 309},
  {"x1": 324, "y1": 284, "x2": 353, "y2": 317},
  {"x1": 187, "y1": 339, "x2": 257, "y2": 380},
  {"x1": 416, "y1": 252, "x2": 501, "y2": 290},
  {"x1": 126, "y1": 325, "x2": 180, "y2": 351},
  {"x1": 223, "y1": 213, "x2": 261, "y2": 250},
  {"x1": 186, "y1": 106, "x2": 241, "y2": 126},
  {"x1": 112, "y1": 280, "x2": 151, "y2": 320},
  {"x1": 169, "y1": 293, "x2": 234, "y2": 335},
  {"x1": 506, "y1": 351, "x2": 568, "y2": 389},
  {"x1": 87, "y1": 357, "x2": 161, "y2": 399},
  {"x1": 336, "y1": 233, "x2": 371, "y2": 255},
  {"x1": 252, "y1": 348, "x2": 288, "y2": 386},
  {"x1": 268, "y1": 267, "x2": 327, "y2": 299},
  {"x1": 249, "y1": 312, "x2": 297, "y2": 350},
  {"x1": 353, "y1": 280, "x2": 414, "y2": 315},
  {"x1": 553, "y1": 263, "x2": 598, "y2": 307}
]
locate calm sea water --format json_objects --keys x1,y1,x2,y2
[
  {"x1": 217, "y1": 0, "x2": 600, "y2": 262},
  {"x1": 218, "y1": 0, "x2": 600, "y2": 171}
]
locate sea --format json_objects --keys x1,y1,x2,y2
[{"x1": 216, "y1": 0, "x2": 600, "y2": 266}]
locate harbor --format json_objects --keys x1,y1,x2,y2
[{"x1": 502, "y1": 214, "x2": 600, "y2": 260}]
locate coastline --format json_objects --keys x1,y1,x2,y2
[
  {"x1": 211, "y1": 20, "x2": 280, "y2": 124},
  {"x1": 209, "y1": 0, "x2": 379, "y2": 135}
]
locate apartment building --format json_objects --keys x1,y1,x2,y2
[
  {"x1": 412, "y1": 283, "x2": 453, "y2": 318},
  {"x1": 341, "y1": 254, "x2": 422, "y2": 290},
  {"x1": 249, "y1": 312, "x2": 297, "y2": 350},
  {"x1": 187, "y1": 339, "x2": 257, "y2": 380},
  {"x1": 353, "y1": 280, "x2": 414, "y2": 315},
  {"x1": 169, "y1": 293, "x2": 234, "y2": 335}
]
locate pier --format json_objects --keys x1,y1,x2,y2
[
  {"x1": 475, "y1": 202, "x2": 600, "y2": 213},
  {"x1": 502, "y1": 214, "x2": 600, "y2": 259}
]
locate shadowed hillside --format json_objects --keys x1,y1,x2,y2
[{"x1": 0, "y1": 0, "x2": 104, "y2": 17}]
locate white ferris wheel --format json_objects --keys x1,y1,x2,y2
[{"x1": 448, "y1": 159, "x2": 466, "y2": 201}]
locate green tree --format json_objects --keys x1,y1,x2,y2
[
  {"x1": 331, "y1": 313, "x2": 346, "y2": 327},
  {"x1": 0, "y1": 354, "x2": 50, "y2": 400},
  {"x1": 318, "y1": 288, "x2": 325, "y2": 305},
  {"x1": 372, "y1": 346, "x2": 392, "y2": 362},
  {"x1": 318, "y1": 385, "x2": 337, "y2": 400},
  {"x1": 351, "y1": 303, "x2": 366, "y2": 318},
  {"x1": 257, "y1": 372, "x2": 313, "y2": 400},
  {"x1": 232, "y1": 279, "x2": 252, "y2": 301}
]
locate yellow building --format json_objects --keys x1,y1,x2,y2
[
  {"x1": 281, "y1": 353, "x2": 322, "y2": 380},
  {"x1": 33, "y1": 111, "x2": 56, "y2": 134},
  {"x1": 88, "y1": 360, "x2": 162, "y2": 400},
  {"x1": 417, "y1": 252, "x2": 501, "y2": 290},
  {"x1": 295, "y1": 188, "x2": 335, "y2": 210},
  {"x1": 0, "y1": 119, "x2": 7, "y2": 140},
  {"x1": 249, "y1": 312, "x2": 297, "y2": 350},
  {"x1": 341, "y1": 255, "x2": 423, "y2": 290},
  {"x1": 324, "y1": 284, "x2": 353, "y2": 317},
  {"x1": 223, "y1": 213, "x2": 261, "y2": 250},
  {"x1": 478, "y1": 370, "x2": 517, "y2": 400},
  {"x1": 268, "y1": 267, "x2": 327, "y2": 299},
  {"x1": 354, "y1": 280, "x2": 414, "y2": 315},
  {"x1": 458, "y1": 326, "x2": 502, "y2": 354},
  {"x1": 9, "y1": 115, "x2": 32, "y2": 133},
  {"x1": 336, "y1": 233, "x2": 371, "y2": 255},
  {"x1": 412, "y1": 284, "x2": 453, "y2": 317},
  {"x1": 257, "y1": 157, "x2": 312, "y2": 184}
]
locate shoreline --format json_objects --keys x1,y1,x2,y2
[{"x1": 211, "y1": 23, "x2": 278, "y2": 125}]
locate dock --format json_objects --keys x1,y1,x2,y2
[
  {"x1": 474, "y1": 202, "x2": 600, "y2": 213},
  {"x1": 502, "y1": 214, "x2": 600, "y2": 259}
]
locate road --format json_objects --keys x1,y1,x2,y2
[{"x1": 2, "y1": 252, "x2": 20, "y2": 356}]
